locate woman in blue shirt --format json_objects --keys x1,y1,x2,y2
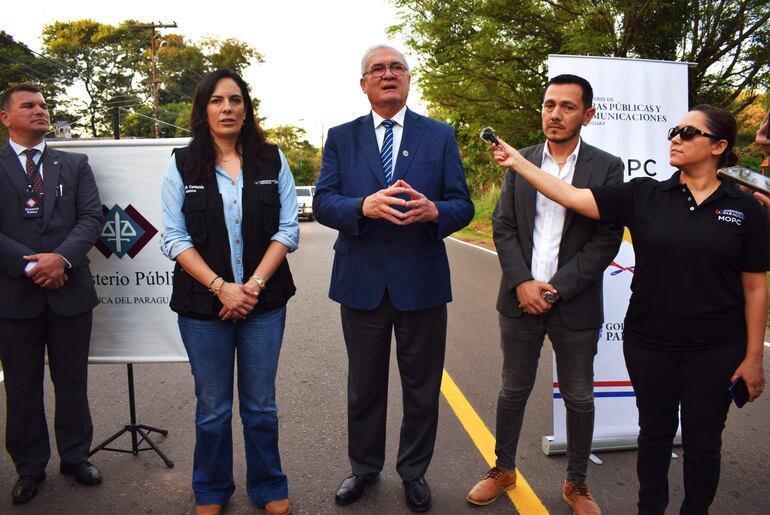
[{"x1": 160, "y1": 69, "x2": 299, "y2": 515}]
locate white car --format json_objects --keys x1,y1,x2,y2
[{"x1": 296, "y1": 186, "x2": 314, "y2": 221}]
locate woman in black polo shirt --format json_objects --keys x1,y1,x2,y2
[{"x1": 491, "y1": 104, "x2": 768, "y2": 515}]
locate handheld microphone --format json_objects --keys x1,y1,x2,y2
[{"x1": 480, "y1": 127, "x2": 500, "y2": 146}]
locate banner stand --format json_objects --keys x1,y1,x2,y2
[
  {"x1": 89, "y1": 364, "x2": 174, "y2": 468},
  {"x1": 542, "y1": 434, "x2": 682, "y2": 455}
]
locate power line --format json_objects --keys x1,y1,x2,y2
[{"x1": 118, "y1": 107, "x2": 190, "y2": 133}]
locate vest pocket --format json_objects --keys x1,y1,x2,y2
[
  {"x1": 182, "y1": 194, "x2": 208, "y2": 245},
  {"x1": 258, "y1": 186, "x2": 281, "y2": 235}
]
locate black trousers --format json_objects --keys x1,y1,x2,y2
[
  {"x1": 0, "y1": 309, "x2": 94, "y2": 476},
  {"x1": 624, "y1": 335, "x2": 745, "y2": 515},
  {"x1": 340, "y1": 293, "x2": 447, "y2": 481}
]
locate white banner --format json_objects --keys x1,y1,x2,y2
[
  {"x1": 545, "y1": 55, "x2": 689, "y2": 452},
  {"x1": 49, "y1": 138, "x2": 191, "y2": 363}
]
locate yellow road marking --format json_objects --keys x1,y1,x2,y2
[{"x1": 441, "y1": 369, "x2": 550, "y2": 514}]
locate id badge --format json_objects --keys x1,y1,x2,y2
[{"x1": 23, "y1": 191, "x2": 44, "y2": 218}]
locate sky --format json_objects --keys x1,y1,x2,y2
[{"x1": 2, "y1": 0, "x2": 427, "y2": 145}]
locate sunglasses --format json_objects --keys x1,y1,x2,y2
[{"x1": 667, "y1": 125, "x2": 720, "y2": 141}]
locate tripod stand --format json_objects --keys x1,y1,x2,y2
[{"x1": 89, "y1": 363, "x2": 174, "y2": 468}]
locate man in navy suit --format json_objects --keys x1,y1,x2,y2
[
  {"x1": 0, "y1": 84, "x2": 104, "y2": 504},
  {"x1": 313, "y1": 45, "x2": 473, "y2": 512}
]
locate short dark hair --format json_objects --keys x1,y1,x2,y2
[
  {"x1": 545, "y1": 74, "x2": 593, "y2": 109},
  {"x1": 691, "y1": 104, "x2": 738, "y2": 167},
  {"x1": 1, "y1": 84, "x2": 42, "y2": 111},
  {"x1": 187, "y1": 69, "x2": 267, "y2": 181}
]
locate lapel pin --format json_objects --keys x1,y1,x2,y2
[
  {"x1": 53, "y1": 161, "x2": 58, "y2": 165},
  {"x1": 402, "y1": 150, "x2": 409, "y2": 157}
]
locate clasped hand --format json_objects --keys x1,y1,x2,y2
[
  {"x1": 217, "y1": 282, "x2": 259, "y2": 321},
  {"x1": 516, "y1": 279, "x2": 558, "y2": 315},
  {"x1": 24, "y1": 253, "x2": 68, "y2": 290},
  {"x1": 362, "y1": 179, "x2": 438, "y2": 224}
]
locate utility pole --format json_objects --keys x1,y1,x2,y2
[{"x1": 130, "y1": 22, "x2": 177, "y2": 138}]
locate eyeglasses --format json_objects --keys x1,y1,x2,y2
[
  {"x1": 363, "y1": 63, "x2": 408, "y2": 78},
  {"x1": 667, "y1": 125, "x2": 720, "y2": 141}
]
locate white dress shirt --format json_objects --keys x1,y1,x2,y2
[
  {"x1": 8, "y1": 138, "x2": 46, "y2": 179},
  {"x1": 372, "y1": 105, "x2": 407, "y2": 173},
  {"x1": 531, "y1": 139, "x2": 582, "y2": 283}
]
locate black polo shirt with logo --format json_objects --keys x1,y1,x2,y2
[{"x1": 591, "y1": 171, "x2": 770, "y2": 350}]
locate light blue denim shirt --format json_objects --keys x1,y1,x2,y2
[{"x1": 160, "y1": 149, "x2": 299, "y2": 284}]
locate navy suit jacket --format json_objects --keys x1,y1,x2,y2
[
  {"x1": 0, "y1": 144, "x2": 104, "y2": 318},
  {"x1": 313, "y1": 108, "x2": 474, "y2": 310}
]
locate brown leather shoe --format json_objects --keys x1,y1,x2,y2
[
  {"x1": 466, "y1": 466, "x2": 517, "y2": 506},
  {"x1": 265, "y1": 498, "x2": 291, "y2": 515},
  {"x1": 562, "y1": 480, "x2": 602, "y2": 515},
  {"x1": 195, "y1": 505, "x2": 222, "y2": 515}
]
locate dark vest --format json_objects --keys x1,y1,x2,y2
[{"x1": 169, "y1": 145, "x2": 296, "y2": 319}]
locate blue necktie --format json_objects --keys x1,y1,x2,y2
[{"x1": 380, "y1": 119, "x2": 395, "y2": 185}]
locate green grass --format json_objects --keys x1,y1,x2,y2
[{"x1": 453, "y1": 187, "x2": 499, "y2": 249}]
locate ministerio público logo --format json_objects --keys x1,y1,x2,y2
[{"x1": 95, "y1": 204, "x2": 157, "y2": 259}]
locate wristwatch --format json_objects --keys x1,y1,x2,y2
[
  {"x1": 249, "y1": 275, "x2": 267, "y2": 290},
  {"x1": 542, "y1": 290, "x2": 558, "y2": 304}
]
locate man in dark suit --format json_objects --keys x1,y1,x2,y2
[
  {"x1": 313, "y1": 45, "x2": 474, "y2": 512},
  {"x1": 0, "y1": 84, "x2": 104, "y2": 504},
  {"x1": 466, "y1": 75, "x2": 622, "y2": 515}
]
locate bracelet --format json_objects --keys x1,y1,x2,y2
[
  {"x1": 212, "y1": 278, "x2": 225, "y2": 297},
  {"x1": 207, "y1": 275, "x2": 222, "y2": 292},
  {"x1": 248, "y1": 275, "x2": 267, "y2": 290}
]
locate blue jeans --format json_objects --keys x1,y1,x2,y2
[
  {"x1": 495, "y1": 309, "x2": 599, "y2": 481},
  {"x1": 178, "y1": 307, "x2": 288, "y2": 507}
]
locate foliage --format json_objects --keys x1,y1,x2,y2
[
  {"x1": 0, "y1": 20, "x2": 266, "y2": 139},
  {"x1": 455, "y1": 185, "x2": 500, "y2": 244},
  {"x1": 264, "y1": 125, "x2": 321, "y2": 185},
  {"x1": 152, "y1": 34, "x2": 264, "y2": 105},
  {"x1": 41, "y1": 19, "x2": 146, "y2": 137},
  {"x1": 392, "y1": 0, "x2": 770, "y2": 193},
  {"x1": 0, "y1": 31, "x2": 66, "y2": 144},
  {"x1": 120, "y1": 102, "x2": 192, "y2": 138},
  {"x1": 736, "y1": 92, "x2": 769, "y2": 171}
]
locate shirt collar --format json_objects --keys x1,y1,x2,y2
[
  {"x1": 372, "y1": 105, "x2": 408, "y2": 129},
  {"x1": 9, "y1": 138, "x2": 46, "y2": 157},
  {"x1": 660, "y1": 169, "x2": 743, "y2": 198},
  {"x1": 542, "y1": 137, "x2": 581, "y2": 165}
]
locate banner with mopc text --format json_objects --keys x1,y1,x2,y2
[
  {"x1": 49, "y1": 138, "x2": 191, "y2": 363},
  {"x1": 543, "y1": 55, "x2": 689, "y2": 453}
]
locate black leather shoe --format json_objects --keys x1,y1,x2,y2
[
  {"x1": 335, "y1": 473, "x2": 378, "y2": 505},
  {"x1": 12, "y1": 473, "x2": 45, "y2": 504},
  {"x1": 60, "y1": 461, "x2": 102, "y2": 486},
  {"x1": 403, "y1": 477, "x2": 431, "y2": 512}
]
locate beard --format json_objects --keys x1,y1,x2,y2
[{"x1": 545, "y1": 125, "x2": 581, "y2": 144}]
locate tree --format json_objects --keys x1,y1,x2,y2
[
  {"x1": 0, "y1": 31, "x2": 65, "y2": 144},
  {"x1": 392, "y1": 0, "x2": 770, "y2": 191},
  {"x1": 41, "y1": 20, "x2": 148, "y2": 137},
  {"x1": 265, "y1": 125, "x2": 320, "y2": 185},
  {"x1": 35, "y1": 20, "x2": 263, "y2": 138},
  {"x1": 120, "y1": 102, "x2": 192, "y2": 138},
  {"x1": 153, "y1": 34, "x2": 263, "y2": 105}
]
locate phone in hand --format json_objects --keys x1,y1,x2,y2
[
  {"x1": 729, "y1": 377, "x2": 749, "y2": 408},
  {"x1": 718, "y1": 166, "x2": 770, "y2": 196}
]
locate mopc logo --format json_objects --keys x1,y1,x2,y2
[
  {"x1": 95, "y1": 204, "x2": 158, "y2": 259},
  {"x1": 714, "y1": 208, "x2": 744, "y2": 226}
]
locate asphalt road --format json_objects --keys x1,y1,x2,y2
[{"x1": 1, "y1": 220, "x2": 769, "y2": 514}]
